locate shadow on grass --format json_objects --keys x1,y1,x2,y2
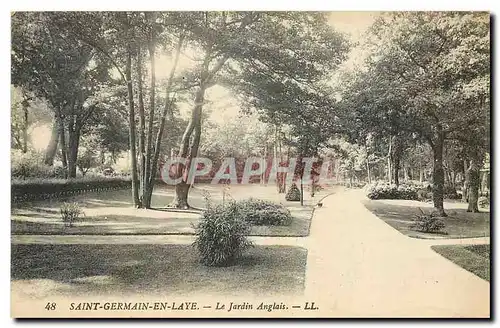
[
  {"x1": 151, "y1": 207, "x2": 204, "y2": 214},
  {"x1": 11, "y1": 214, "x2": 198, "y2": 235},
  {"x1": 11, "y1": 244, "x2": 307, "y2": 297}
]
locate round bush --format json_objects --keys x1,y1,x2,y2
[
  {"x1": 237, "y1": 198, "x2": 292, "y2": 226},
  {"x1": 285, "y1": 183, "x2": 301, "y2": 201},
  {"x1": 194, "y1": 202, "x2": 252, "y2": 267}
]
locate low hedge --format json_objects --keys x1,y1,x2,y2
[
  {"x1": 366, "y1": 183, "x2": 419, "y2": 200},
  {"x1": 11, "y1": 177, "x2": 133, "y2": 202}
]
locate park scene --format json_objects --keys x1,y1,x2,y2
[{"x1": 11, "y1": 12, "x2": 490, "y2": 317}]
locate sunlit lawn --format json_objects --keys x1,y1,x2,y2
[{"x1": 12, "y1": 184, "x2": 334, "y2": 237}]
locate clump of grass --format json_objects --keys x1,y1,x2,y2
[
  {"x1": 409, "y1": 208, "x2": 446, "y2": 233},
  {"x1": 60, "y1": 202, "x2": 83, "y2": 227}
]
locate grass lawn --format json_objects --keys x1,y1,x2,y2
[
  {"x1": 12, "y1": 184, "x2": 333, "y2": 237},
  {"x1": 432, "y1": 244, "x2": 490, "y2": 281},
  {"x1": 362, "y1": 199, "x2": 490, "y2": 239},
  {"x1": 11, "y1": 244, "x2": 308, "y2": 298}
]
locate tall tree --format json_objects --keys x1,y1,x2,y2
[
  {"x1": 53, "y1": 12, "x2": 186, "y2": 207},
  {"x1": 11, "y1": 12, "x2": 111, "y2": 177},
  {"x1": 342, "y1": 12, "x2": 490, "y2": 215}
]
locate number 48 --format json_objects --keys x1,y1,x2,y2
[{"x1": 45, "y1": 302, "x2": 56, "y2": 310}]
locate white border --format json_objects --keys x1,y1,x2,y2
[{"x1": 1, "y1": 1, "x2": 497, "y2": 327}]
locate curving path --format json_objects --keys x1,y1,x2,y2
[{"x1": 303, "y1": 188, "x2": 490, "y2": 318}]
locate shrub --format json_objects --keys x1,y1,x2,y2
[
  {"x1": 194, "y1": 202, "x2": 252, "y2": 267},
  {"x1": 478, "y1": 196, "x2": 489, "y2": 208},
  {"x1": 11, "y1": 151, "x2": 49, "y2": 178},
  {"x1": 60, "y1": 202, "x2": 83, "y2": 227},
  {"x1": 346, "y1": 181, "x2": 366, "y2": 189},
  {"x1": 445, "y1": 192, "x2": 462, "y2": 200},
  {"x1": 11, "y1": 150, "x2": 70, "y2": 179},
  {"x1": 237, "y1": 198, "x2": 292, "y2": 226},
  {"x1": 48, "y1": 165, "x2": 68, "y2": 179},
  {"x1": 366, "y1": 182, "x2": 419, "y2": 200},
  {"x1": 409, "y1": 209, "x2": 446, "y2": 233},
  {"x1": 417, "y1": 189, "x2": 430, "y2": 202},
  {"x1": 285, "y1": 183, "x2": 301, "y2": 201},
  {"x1": 442, "y1": 185, "x2": 461, "y2": 199}
]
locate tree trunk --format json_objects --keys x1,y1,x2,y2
[
  {"x1": 126, "y1": 41, "x2": 141, "y2": 207},
  {"x1": 365, "y1": 145, "x2": 371, "y2": 184},
  {"x1": 392, "y1": 154, "x2": 400, "y2": 187},
  {"x1": 452, "y1": 170, "x2": 457, "y2": 191},
  {"x1": 480, "y1": 170, "x2": 489, "y2": 195},
  {"x1": 391, "y1": 135, "x2": 402, "y2": 187},
  {"x1": 387, "y1": 137, "x2": 392, "y2": 183},
  {"x1": 278, "y1": 133, "x2": 285, "y2": 193},
  {"x1": 300, "y1": 179, "x2": 304, "y2": 206},
  {"x1": 467, "y1": 158, "x2": 480, "y2": 212},
  {"x1": 462, "y1": 159, "x2": 469, "y2": 203},
  {"x1": 261, "y1": 145, "x2": 267, "y2": 184},
  {"x1": 100, "y1": 150, "x2": 106, "y2": 164},
  {"x1": 366, "y1": 160, "x2": 371, "y2": 184},
  {"x1": 444, "y1": 165, "x2": 450, "y2": 187},
  {"x1": 172, "y1": 181, "x2": 190, "y2": 209},
  {"x1": 144, "y1": 24, "x2": 157, "y2": 206},
  {"x1": 22, "y1": 99, "x2": 29, "y2": 153},
  {"x1": 431, "y1": 129, "x2": 446, "y2": 216},
  {"x1": 273, "y1": 129, "x2": 280, "y2": 192},
  {"x1": 136, "y1": 44, "x2": 147, "y2": 205},
  {"x1": 67, "y1": 129, "x2": 80, "y2": 178},
  {"x1": 189, "y1": 123, "x2": 202, "y2": 189},
  {"x1": 419, "y1": 158, "x2": 424, "y2": 183},
  {"x1": 171, "y1": 86, "x2": 205, "y2": 208},
  {"x1": 44, "y1": 120, "x2": 59, "y2": 166},
  {"x1": 144, "y1": 34, "x2": 184, "y2": 209},
  {"x1": 57, "y1": 114, "x2": 68, "y2": 177}
]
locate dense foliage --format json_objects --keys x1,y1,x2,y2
[
  {"x1": 194, "y1": 202, "x2": 253, "y2": 267},
  {"x1": 285, "y1": 183, "x2": 301, "y2": 202},
  {"x1": 366, "y1": 181, "x2": 460, "y2": 201},
  {"x1": 11, "y1": 150, "x2": 66, "y2": 179},
  {"x1": 237, "y1": 198, "x2": 292, "y2": 226},
  {"x1": 10, "y1": 12, "x2": 489, "y2": 215},
  {"x1": 366, "y1": 182, "x2": 420, "y2": 200},
  {"x1": 409, "y1": 209, "x2": 446, "y2": 233}
]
